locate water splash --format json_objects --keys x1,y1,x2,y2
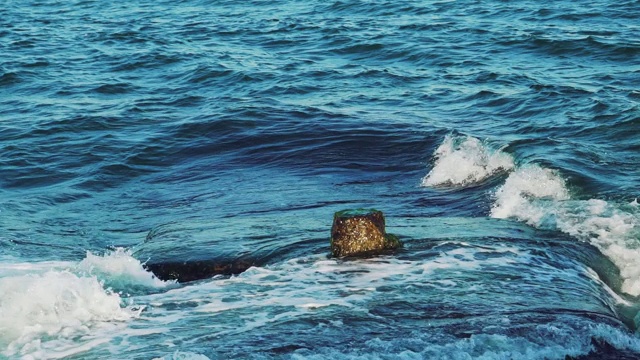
[
  {"x1": 490, "y1": 165, "x2": 640, "y2": 296},
  {"x1": 0, "y1": 269, "x2": 137, "y2": 358},
  {"x1": 421, "y1": 134, "x2": 514, "y2": 187},
  {"x1": 0, "y1": 248, "x2": 172, "y2": 358},
  {"x1": 555, "y1": 200, "x2": 640, "y2": 296},
  {"x1": 490, "y1": 164, "x2": 570, "y2": 223},
  {"x1": 77, "y1": 247, "x2": 175, "y2": 295}
]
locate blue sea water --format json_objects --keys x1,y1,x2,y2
[{"x1": 1, "y1": 0, "x2": 640, "y2": 358}]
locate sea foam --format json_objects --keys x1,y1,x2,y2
[
  {"x1": 421, "y1": 134, "x2": 514, "y2": 187},
  {"x1": 490, "y1": 164, "x2": 570, "y2": 223},
  {"x1": 78, "y1": 247, "x2": 175, "y2": 295},
  {"x1": 490, "y1": 165, "x2": 640, "y2": 296},
  {"x1": 0, "y1": 248, "x2": 169, "y2": 358},
  {"x1": 555, "y1": 200, "x2": 640, "y2": 296},
  {"x1": 0, "y1": 269, "x2": 134, "y2": 357},
  {"x1": 427, "y1": 134, "x2": 640, "y2": 301}
]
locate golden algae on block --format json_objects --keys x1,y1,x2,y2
[{"x1": 330, "y1": 209, "x2": 401, "y2": 257}]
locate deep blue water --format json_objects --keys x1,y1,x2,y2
[{"x1": 1, "y1": 0, "x2": 639, "y2": 359}]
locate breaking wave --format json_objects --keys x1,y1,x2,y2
[
  {"x1": 0, "y1": 248, "x2": 172, "y2": 358},
  {"x1": 78, "y1": 247, "x2": 175, "y2": 295},
  {"x1": 490, "y1": 164, "x2": 570, "y2": 223},
  {"x1": 492, "y1": 166, "x2": 640, "y2": 296},
  {"x1": 421, "y1": 134, "x2": 514, "y2": 187},
  {"x1": 424, "y1": 135, "x2": 640, "y2": 297}
]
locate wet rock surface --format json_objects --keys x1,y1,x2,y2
[
  {"x1": 330, "y1": 209, "x2": 401, "y2": 257},
  {"x1": 143, "y1": 257, "x2": 256, "y2": 282},
  {"x1": 135, "y1": 217, "x2": 327, "y2": 282}
]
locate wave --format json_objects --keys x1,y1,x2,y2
[
  {"x1": 78, "y1": 247, "x2": 174, "y2": 295},
  {"x1": 423, "y1": 135, "x2": 640, "y2": 299},
  {"x1": 491, "y1": 166, "x2": 640, "y2": 296},
  {"x1": 421, "y1": 134, "x2": 514, "y2": 187},
  {"x1": 490, "y1": 164, "x2": 570, "y2": 222},
  {"x1": 0, "y1": 248, "x2": 172, "y2": 358}
]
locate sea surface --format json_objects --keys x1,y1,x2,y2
[{"x1": 1, "y1": 0, "x2": 639, "y2": 359}]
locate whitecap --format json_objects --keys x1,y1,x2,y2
[
  {"x1": 0, "y1": 269, "x2": 139, "y2": 358},
  {"x1": 0, "y1": 248, "x2": 170, "y2": 358},
  {"x1": 77, "y1": 247, "x2": 175, "y2": 294},
  {"x1": 490, "y1": 164, "x2": 640, "y2": 296},
  {"x1": 421, "y1": 134, "x2": 514, "y2": 187},
  {"x1": 490, "y1": 164, "x2": 570, "y2": 224}
]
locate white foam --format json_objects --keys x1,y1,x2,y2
[
  {"x1": 490, "y1": 165, "x2": 640, "y2": 296},
  {"x1": 139, "y1": 246, "x2": 527, "y2": 344},
  {"x1": 490, "y1": 164, "x2": 570, "y2": 223},
  {"x1": 0, "y1": 260, "x2": 70, "y2": 276},
  {"x1": 118, "y1": 240, "x2": 637, "y2": 358},
  {"x1": 422, "y1": 134, "x2": 514, "y2": 187},
  {"x1": 554, "y1": 200, "x2": 640, "y2": 296},
  {"x1": 77, "y1": 247, "x2": 175, "y2": 294},
  {"x1": 0, "y1": 269, "x2": 138, "y2": 358},
  {"x1": 152, "y1": 351, "x2": 211, "y2": 360},
  {"x1": 289, "y1": 322, "x2": 640, "y2": 360},
  {"x1": 0, "y1": 248, "x2": 168, "y2": 358}
]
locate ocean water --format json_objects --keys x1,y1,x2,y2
[{"x1": 1, "y1": 0, "x2": 639, "y2": 358}]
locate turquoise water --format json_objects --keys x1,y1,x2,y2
[{"x1": 1, "y1": 0, "x2": 639, "y2": 358}]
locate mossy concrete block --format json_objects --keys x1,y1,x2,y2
[{"x1": 330, "y1": 209, "x2": 401, "y2": 257}]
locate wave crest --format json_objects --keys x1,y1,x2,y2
[
  {"x1": 421, "y1": 134, "x2": 514, "y2": 187},
  {"x1": 78, "y1": 247, "x2": 175, "y2": 294},
  {"x1": 490, "y1": 164, "x2": 570, "y2": 223},
  {"x1": 0, "y1": 270, "x2": 137, "y2": 357},
  {"x1": 489, "y1": 164, "x2": 640, "y2": 297},
  {"x1": 0, "y1": 248, "x2": 172, "y2": 358}
]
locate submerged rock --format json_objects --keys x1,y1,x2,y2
[
  {"x1": 330, "y1": 209, "x2": 401, "y2": 257},
  {"x1": 143, "y1": 258, "x2": 255, "y2": 283},
  {"x1": 136, "y1": 218, "x2": 326, "y2": 283},
  {"x1": 134, "y1": 220, "x2": 265, "y2": 282},
  {"x1": 138, "y1": 210, "x2": 401, "y2": 282}
]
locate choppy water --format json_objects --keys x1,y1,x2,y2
[{"x1": 1, "y1": 0, "x2": 639, "y2": 359}]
